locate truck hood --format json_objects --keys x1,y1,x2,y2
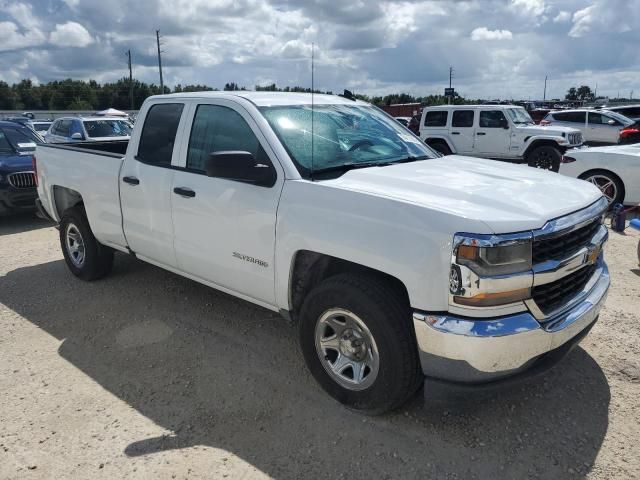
[
  {"x1": 323, "y1": 156, "x2": 602, "y2": 233},
  {"x1": 516, "y1": 124, "x2": 580, "y2": 135}
]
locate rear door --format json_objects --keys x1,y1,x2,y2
[
  {"x1": 170, "y1": 99, "x2": 284, "y2": 305},
  {"x1": 475, "y1": 110, "x2": 510, "y2": 155},
  {"x1": 449, "y1": 110, "x2": 475, "y2": 153},
  {"x1": 120, "y1": 102, "x2": 187, "y2": 268}
]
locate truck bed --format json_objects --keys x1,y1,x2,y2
[{"x1": 36, "y1": 140, "x2": 128, "y2": 249}]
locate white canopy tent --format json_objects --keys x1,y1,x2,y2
[{"x1": 95, "y1": 108, "x2": 129, "y2": 117}]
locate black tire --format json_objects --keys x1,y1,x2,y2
[
  {"x1": 429, "y1": 140, "x2": 452, "y2": 156},
  {"x1": 59, "y1": 206, "x2": 114, "y2": 281},
  {"x1": 299, "y1": 273, "x2": 423, "y2": 414},
  {"x1": 526, "y1": 145, "x2": 561, "y2": 172},
  {"x1": 578, "y1": 169, "x2": 625, "y2": 207}
]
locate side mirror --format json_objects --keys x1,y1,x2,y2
[
  {"x1": 607, "y1": 119, "x2": 615, "y2": 125},
  {"x1": 205, "y1": 151, "x2": 276, "y2": 187},
  {"x1": 16, "y1": 142, "x2": 37, "y2": 154},
  {"x1": 71, "y1": 132, "x2": 83, "y2": 140}
]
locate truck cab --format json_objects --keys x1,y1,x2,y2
[{"x1": 420, "y1": 104, "x2": 583, "y2": 171}]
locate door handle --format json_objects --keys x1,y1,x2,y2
[
  {"x1": 122, "y1": 176, "x2": 140, "y2": 185},
  {"x1": 476, "y1": 132, "x2": 486, "y2": 136},
  {"x1": 451, "y1": 131, "x2": 460, "y2": 135},
  {"x1": 173, "y1": 187, "x2": 196, "y2": 198}
]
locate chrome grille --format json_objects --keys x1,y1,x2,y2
[
  {"x1": 532, "y1": 264, "x2": 596, "y2": 315},
  {"x1": 8, "y1": 171, "x2": 36, "y2": 189},
  {"x1": 567, "y1": 132, "x2": 582, "y2": 145},
  {"x1": 532, "y1": 218, "x2": 601, "y2": 264}
]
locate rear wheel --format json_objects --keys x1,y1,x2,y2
[
  {"x1": 299, "y1": 273, "x2": 423, "y2": 414},
  {"x1": 578, "y1": 170, "x2": 624, "y2": 206},
  {"x1": 526, "y1": 145, "x2": 561, "y2": 172},
  {"x1": 59, "y1": 206, "x2": 114, "y2": 281},
  {"x1": 428, "y1": 140, "x2": 452, "y2": 156}
]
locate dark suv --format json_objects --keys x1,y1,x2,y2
[{"x1": 0, "y1": 121, "x2": 42, "y2": 215}]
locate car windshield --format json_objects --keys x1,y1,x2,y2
[
  {"x1": 260, "y1": 104, "x2": 436, "y2": 178},
  {"x1": 83, "y1": 119, "x2": 132, "y2": 138},
  {"x1": 506, "y1": 108, "x2": 534, "y2": 124},
  {"x1": 604, "y1": 110, "x2": 634, "y2": 126}
]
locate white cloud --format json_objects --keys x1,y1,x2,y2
[
  {"x1": 49, "y1": 21, "x2": 93, "y2": 47},
  {"x1": 0, "y1": 20, "x2": 46, "y2": 52},
  {"x1": 569, "y1": 5, "x2": 595, "y2": 37},
  {"x1": 553, "y1": 11, "x2": 571, "y2": 23},
  {"x1": 511, "y1": 0, "x2": 547, "y2": 17},
  {"x1": 470, "y1": 27, "x2": 513, "y2": 41}
]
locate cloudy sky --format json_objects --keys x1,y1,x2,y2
[{"x1": 0, "y1": 0, "x2": 639, "y2": 100}]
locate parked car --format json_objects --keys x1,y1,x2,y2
[
  {"x1": 618, "y1": 121, "x2": 640, "y2": 144},
  {"x1": 44, "y1": 116, "x2": 132, "y2": 143},
  {"x1": 596, "y1": 104, "x2": 640, "y2": 121},
  {"x1": 31, "y1": 121, "x2": 53, "y2": 137},
  {"x1": 560, "y1": 144, "x2": 640, "y2": 206},
  {"x1": 394, "y1": 116, "x2": 412, "y2": 127},
  {"x1": 0, "y1": 121, "x2": 40, "y2": 215},
  {"x1": 419, "y1": 104, "x2": 583, "y2": 171},
  {"x1": 36, "y1": 92, "x2": 609, "y2": 413},
  {"x1": 542, "y1": 109, "x2": 635, "y2": 145}
]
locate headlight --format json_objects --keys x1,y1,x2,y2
[{"x1": 451, "y1": 233, "x2": 533, "y2": 308}]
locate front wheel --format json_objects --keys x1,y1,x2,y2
[
  {"x1": 526, "y1": 145, "x2": 561, "y2": 172},
  {"x1": 59, "y1": 206, "x2": 114, "y2": 281},
  {"x1": 299, "y1": 273, "x2": 423, "y2": 414}
]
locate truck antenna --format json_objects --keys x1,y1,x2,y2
[{"x1": 310, "y1": 42, "x2": 315, "y2": 181}]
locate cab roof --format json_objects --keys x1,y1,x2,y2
[{"x1": 149, "y1": 91, "x2": 367, "y2": 107}]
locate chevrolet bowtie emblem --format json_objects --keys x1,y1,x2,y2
[{"x1": 586, "y1": 244, "x2": 602, "y2": 265}]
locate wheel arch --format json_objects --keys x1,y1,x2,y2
[
  {"x1": 287, "y1": 250, "x2": 410, "y2": 321},
  {"x1": 523, "y1": 139, "x2": 565, "y2": 158},
  {"x1": 52, "y1": 185, "x2": 84, "y2": 220},
  {"x1": 424, "y1": 136, "x2": 455, "y2": 153}
]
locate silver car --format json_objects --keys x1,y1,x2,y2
[
  {"x1": 44, "y1": 116, "x2": 132, "y2": 144},
  {"x1": 543, "y1": 109, "x2": 635, "y2": 145}
]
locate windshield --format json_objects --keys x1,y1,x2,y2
[
  {"x1": 506, "y1": 107, "x2": 534, "y2": 124},
  {"x1": 83, "y1": 119, "x2": 132, "y2": 138},
  {"x1": 260, "y1": 104, "x2": 436, "y2": 178},
  {"x1": 605, "y1": 110, "x2": 634, "y2": 126}
]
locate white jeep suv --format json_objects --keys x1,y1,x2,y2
[{"x1": 420, "y1": 105, "x2": 583, "y2": 171}]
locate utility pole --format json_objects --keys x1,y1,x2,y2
[
  {"x1": 448, "y1": 66, "x2": 453, "y2": 105},
  {"x1": 126, "y1": 49, "x2": 134, "y2": 110},
  {"x1": 156, "y1": 30, "x2": 164, "y2": 94},
  {"x1": 543, "y1": 75, "x2": 547, "y2": 101}
]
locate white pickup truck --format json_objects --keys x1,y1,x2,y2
[{"x1": 36, "y1": 92, "x2": 610, "y2": 414}]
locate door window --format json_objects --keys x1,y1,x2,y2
[
  {"x1": 479, "y1": 110, "x2": 507, "y2": 128},
  {"x1": 137, "y1": 103, "x2": 184, "y2": 166},
  {"x1": 589, "y1": 112, "x2": 621, "y2": 126},
  {"x1": 424, "y1": 111, "x2": 448, "y2": 127},
  {"x1": 452, "y1": 110, "x2": 474, "y2": 127},
  {"x1": 186, "y1": 104, "x2": 272, "y2": 174},
  {"x1": 552, "y1": 111, "x2": 586, "y2": 123},
  {"x1": 57, "y1": 120, "x2": 72, "y2": 137}
]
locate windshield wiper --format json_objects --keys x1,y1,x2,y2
[{"x1": 312, "y1": 156, "x2": 430, "y2": 176}]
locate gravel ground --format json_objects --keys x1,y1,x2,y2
[{"x1": 0, "y1": 214, "x2": 639, "y2": 480}]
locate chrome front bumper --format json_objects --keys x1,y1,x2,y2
[{"x1": 413, "y1": 262, "x2": 609, "y2": 383}]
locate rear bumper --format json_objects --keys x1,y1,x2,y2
[
  {"x1": 0, "y1": 186, "x2": 38, "y2": 215},
  {"x1": 413, "y1": 263, "x2": 609, "y2": 384}
]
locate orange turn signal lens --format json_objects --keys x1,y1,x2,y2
[
  {"x1": 457, "y1": 245, "x2": 478, "y2": 261},
  {"x1": 454, "y1": 288, "x2": 530, "y2": 307}
]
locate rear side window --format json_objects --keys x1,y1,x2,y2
[
  {"x1": 186, "y1": 104, "x2": 272, "y2": 174},
  {"x1": 552, "y1": 111, "x2": 585, "y2": 123},
  {"x1": 479, "y1": 110, "x2": 507, "y2": 128},
  {"x1": 137, "y1": 103, "x2": 184, "y2": 166},
  {"x1": 452, "y1": 110, "x2": 474, "y2": 128},
  {"x1": 424, "y1": 111, "x2": 448, "y2": 127}
]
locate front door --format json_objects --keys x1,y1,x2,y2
[
  {"x1": 587, "y1": 112, "x2": 622, "y2": 144},
  {"x1": 475, "y1": 110, "x2": 511, "y2": 155},
  {"x1": 120, "y1": 102, "x2": 186, "y2": 268},
  {"x1": 170, "y1": 101, "x2": 284, "y2": 306}
]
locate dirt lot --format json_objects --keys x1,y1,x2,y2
[{"x1": 1, "y1": 214, "x2": 639, "y2": 480}]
